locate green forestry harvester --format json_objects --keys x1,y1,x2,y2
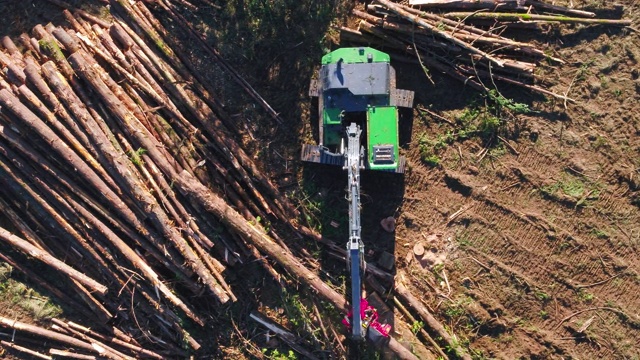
[{"x1": 301, "y1": 47, "x2": 414, "y2": 342}]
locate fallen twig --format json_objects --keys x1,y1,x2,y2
[
  {"x1": 575, "y1": 273, "x2": 622, "y2": 289},
  {"x1": 553, "y1": 307, "x2": 630, "y2": 331},
  {"x1": 443, "y1": 12, "x2": 632, "y2": 26}
]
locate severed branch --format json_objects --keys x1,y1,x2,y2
[
  {"x1": 442, "y1": 12, "x2": 632, "y2": 26},
  {"x1": 250, "y1": 311, "x2": 320, "y2": 360},
  {"x1": 0, "y1": 226, "x2": 108, "y2": 296},
  {"x1": 375, "y1": 0, "x2": 507, "y2": 67},
  {"x1": 553, "y1": 307, "x2": 631, "y2": 331}
]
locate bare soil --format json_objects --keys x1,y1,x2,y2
[
  {"x1": 0, "y1": 0, "x2": 638, "y2": 359},
  {"x1": 387, "y1": 1, "x2": 640, "y2": 358}
]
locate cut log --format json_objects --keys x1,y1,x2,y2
[
  {"x1": 22, "y1": 57, "x2": 100, "y2": 159},
  {"x1": 396, "y1": 280, "x2": 473, "y2": 360},
  {"x1": 1, "y1": 36, "x2": 23, "y2": 62},
  {"x1": 374, "y1": 0, "x2": 506, "y2": 67},
  {"x1": 0, "y1": 340, "x2": 51, "y2": 360},
  {"x1": 173, "y1": 170, "x2": 418, "y2": 359},
  {"x1": 0, "y1": 50, "x2": 26, "y2": 85},
  {"x1": 0, "y1": 317, "x2": 116, "y2": 359},
  {"x1": 126, "y1": 0, "x2": 284, "y2": 125},
  {"x1": 0, "y1": 226, "x2": 108, "y2": 296},
  {"x1": 129, "y1": 1, "x2": 301, "y2": 221},
  {"x1": 0, "y1": 116, "x2": 199, "y2": 295},
  {"x1": 67, "y1": 49, "x2": 231, "y2": 305}
]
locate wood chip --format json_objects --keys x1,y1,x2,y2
[
  {"x1": 413, "y1": 242, "x2": 425, "y2": 256},
  {"x1": 380, "y1": 216, "x2": 396, "y2": 232}
]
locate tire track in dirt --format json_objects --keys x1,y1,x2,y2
[
  {"x1": 464, "y1": 165, "x2": 640, "y2": 308},
  {"x1": 455, "y1": 208, "x2": 639, "y2": 359},
  {"x1": 400, "y1": 164, "x2": 577, "y2": 357},
  {"x1": 402, "y1": 145, "x2": 639, "y2": 358},
  {"x1": 484, "y1": 144, "x2": 640, "y2": 277},
  {"x1": 515, "y1": 174, "x2": 640, "y2": 275},
  {"x1": 444, "y1": 167, "x2": 640, "y2": 358}
]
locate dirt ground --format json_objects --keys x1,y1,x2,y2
[
  {"x1": 0, "y1": 0, "x2": 638, "y2": 359},
  {"x1": 387, "y1": 1, "x2": 640, "y2": 358}
]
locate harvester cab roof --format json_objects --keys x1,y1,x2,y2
[{"x1": 303, "y1": 47, "x2": 413, "y2": 173}]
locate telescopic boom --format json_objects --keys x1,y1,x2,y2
[{"x1": 345, "y1": 122, "x2": 365, "y2": 340}]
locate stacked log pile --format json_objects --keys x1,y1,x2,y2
[
  {"x1": 343, "y1": 0, "x2": 631, "y2": 101},
  {"x1": 0, "y1": 0, "x2": 340, "y2": 358}
]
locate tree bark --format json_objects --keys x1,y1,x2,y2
[
  {"x1": 67, "y1": 49, "x2": 231, "y2": 305},
  {"x1": 0, "y1": 317, "x2": 118, "y2": 359},
  {"x1": 0, "y1": 226, "x2": 107, "y2": 297},
  {"x1": 443, "y1": 12, "x2": 632, "y2": 25},
  {"x1": 49, "y1": 349, "x2": 96, "y2": 359},
  {"x1": 0, "y1": 340, "x2": 51, "y2": 360},
  {"x1": 396, "y1": 281, "x2": 473, "y2": 360},
  {"x1": 174, "y1": 170, "x2": 418, "y2": 359}
]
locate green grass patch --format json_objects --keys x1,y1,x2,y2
[
  {"x1": 128, "y1": 147, "x2": 147, "y2": 166},
  {"x1": 541, "y1": 175, "x2": 585, "y2": 198},
  {"x1": 0, "y1": 263, "x2": 63, "y2": 321},
  {"x1": 262, "y1": 348, "x2": 298, "y2": 360},
  {"x1": 411, "y1": 320, "x2": 424, "y2": 334},
  {"x1": 540, "y1": 172, "x2": 603, "y2": 207},
  {"x1": 578, "y1": 289, "x2": 595, "y2": 303},
  {"x1": 417, "y1": 90, "x2": 530, "y2": 167},
  {"x1": 591, "y1": 228, "x2": 610, "y2": 239}
]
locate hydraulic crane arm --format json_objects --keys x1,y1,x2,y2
[
  {"x1": 345, "y1": 122, "x2": 365, "y2": 340},
  {"x1": 340, "y1": 122, "x2": 393, "y2": 344}
]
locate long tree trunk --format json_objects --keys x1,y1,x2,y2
[
  {"x1": 0, "y1": 317, "x2": 118, "y2": 359},
  {"x1": 173, "y1": 170, "x2": 419, "y2": 360},
  {"x1": 442, "y1": 11, "x2": 632, "y2": 25},
  {"x1": 66, "y1": 49, "x2": 231, "y2": 304},
  {"x1": 409, "y1": 0, "x2": 525, "y2": 9},
  {"x1": 396, "y1": 281, "x2": 473, "y2": 360}
]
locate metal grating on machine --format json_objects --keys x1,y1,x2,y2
[
  {"x1": 301, "y1": 144, "x2": 345, "y2": 166},
  {"x1": 392, "y1": 88, "x2": 414, "y2": 108}
]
